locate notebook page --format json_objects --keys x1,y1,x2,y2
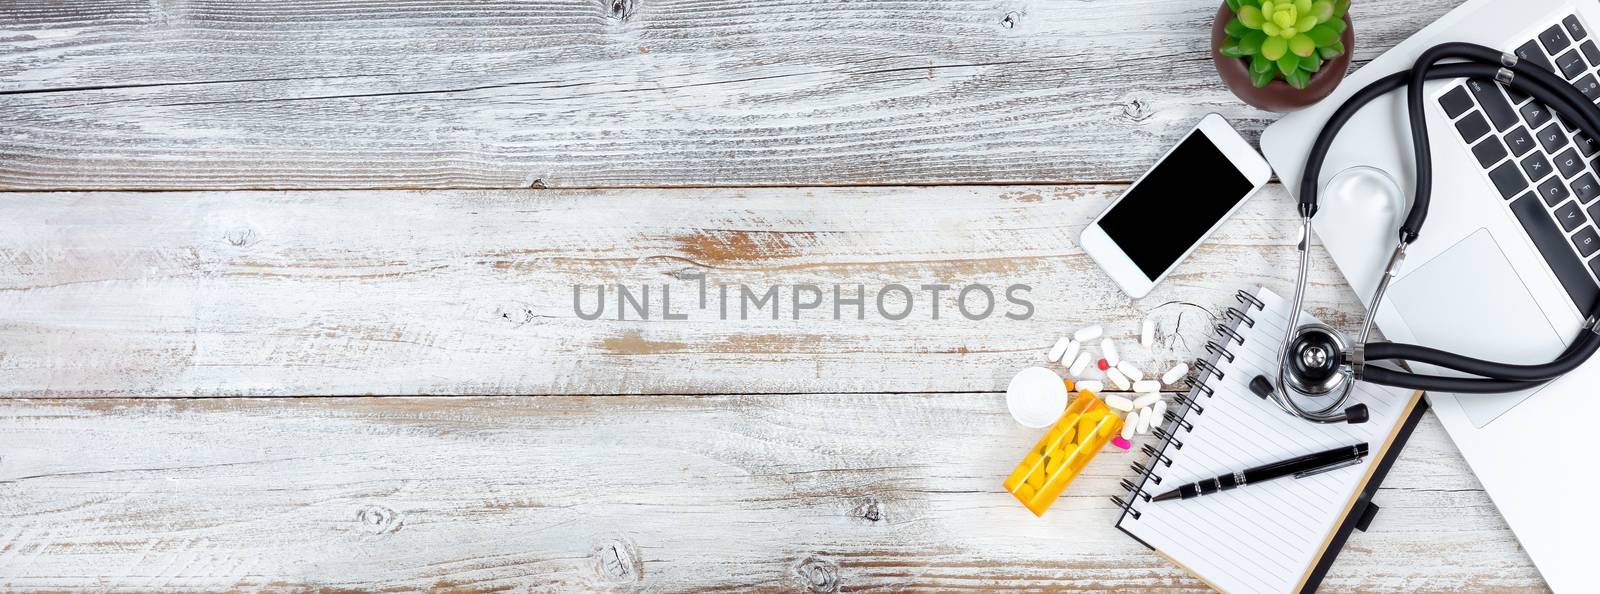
[{"x1": 1120, "y1": 287, "x2": 1415, "y2": 594}]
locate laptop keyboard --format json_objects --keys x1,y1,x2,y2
[{"x1": 1441, "y1": 13, "x2": 1600, "y2": 310}]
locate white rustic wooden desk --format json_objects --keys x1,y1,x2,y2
[{"x1": 0, "y1": 0, "x2": 1552, "y2": 591}]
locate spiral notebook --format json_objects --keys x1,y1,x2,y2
[{"x1": 1113, "y1": 286, "x2": 1426, "y2": 594}]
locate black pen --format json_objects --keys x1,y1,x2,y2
[{"x1": 1151, "y1": 443, "x2": 1369, "y2": 502}]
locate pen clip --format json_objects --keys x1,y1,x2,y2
[{"x1": 1293, "y1": 455, "x2": 1365, "y2": 479}]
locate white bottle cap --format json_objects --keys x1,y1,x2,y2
[{"x1": 1005, "y1": 366, "x2": 1069, "y2": 428}]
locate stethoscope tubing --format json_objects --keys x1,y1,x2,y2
[{"x1": 1293, "y1": 42, "x2": 1600, "y2": 395}]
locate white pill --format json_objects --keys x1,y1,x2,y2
[
  {"x1": 1162, "y1": 362, "x2": 1189, "y2": 385},
  {"x1": 1116, "y1": 361, "x2": 1143, "y2": 382},
  {"x1": 1106, "y1": 367, "x2": 1131, "y2": 391},
  {"x1": 1047, "y1": 337, "x2": 1071, "y2": 362},
  {"x1": 1136, "y1": 407, "x2": 1153, "y2": 434},
  {"x1": 1120, "y1": 412, "x2": 1138, "y2": 440},
  {"x1": 1069, "y1": 352, "x2": 1092, "y2": 376},
  {"x1": 1132, "y1": 382, "x2": 1161, "y2": 397},
  {"x1": 1153, "y1": 400, "x2": 1168, "y2": 424},
  {"x1": 1062, "y1": 340, "x2": 1081, "y2": 367},
  {"x1": 1100, "y1": 338, "x2": 1119, "y2": 367},
  {"x1": 1141, "y1": 318, "x2": 1156, "y2": 347},
  {"x1": 1005, "y1": 367, "x2": 1071, "y2": 428},
  {"x1": 1076, "y1": 380, "x2": 1104, "y2": 393},
  {"x1": 1074, "y1": 325, "x2": 1103, "y2": 342},
  {"x1": 1104, "y1": 394, "x2": 1135, "y2": 411}
]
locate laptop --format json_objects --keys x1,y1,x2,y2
[{"x1": 1261, "y1": 0, "x2": 1596, "y2": 590}]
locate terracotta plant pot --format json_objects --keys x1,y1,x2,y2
[{"x1": 1211, "y1": 3, "x2": 1355, "y2": 112}]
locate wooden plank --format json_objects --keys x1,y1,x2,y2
[
  {"x1": 0, "y1": 185, "x2": 1365, "y2": 397},
  {"x1": 0, "y1": 0, "x2": 1464, "y2": 190},
  {"x1": 0, "y1": 395, "x2": 1545, "y2": 592}
]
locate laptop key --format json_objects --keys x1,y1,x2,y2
[
  {"x1": 1517, "y1": 39, "x2": 1557, "y2": 73},
  {"x1": 1439, "y1": 86, "x2": 1474, "y2": 118},
  {"x1": 1585, "y1": 40, "x2": 1600, "y2": 64},
  {"x1": 1542, "y1": 23, "x2": 1573, "y2": 54},
  {"x1": 1466, "y1": 79, "x2": 1518, "y2": 130},
  {"x1": 1537, "y1": 122, "x2": 1568, "y2": 153},
  {"x1": 1578, "y1": 131, "x2": 1599, "y2": 157},
  {"x1": 1557, "y1": 200, "x2": 1587, "y2": 231},
  {"x1": 1510, "y1": 193, "x2": 1600, "y2": 309},
  {"x1": 1520, "y1": 101, "x2": 1554, "y2": 128},
  {"x1": 1456, "y1": 111, "x2": 1491, "y2": 142},
  {"x1": 1555, "y1": 148, "x2": 1585, "y2": 178},
  {"x1": 1589, "y1": 256, "x2": 1600, "y2": 284},
  {"x1": 1489, "y1": 161, "x2": 1529, "y2": 199},
  {"x1": 1557, "y1": 49, "x2": 1588, "y2": 80},
  {"x1": 1565, "y1": 14, "x2": 1588, "y2": 41},
  {"x1": 1471, "y1": 136, "x2": 1509, "y2": 167},
  {"x1": 1506, "y1": 126, "x2": 1537, "y2": 156},
  {"x1": 1574, "y1": 226, "x2": 1600, "y2": 257},
  {"x1": 1539, "y1": 176, "x2": 1571, "y2": 205},
  {"x1": 1577, "y1": 74, "x2": 1600, "y2": 101},
  {"x1": 1523, "y1": 151, "x2": 1555, "y2": 182},
  {"x1": 1575, "y1": 173, "x2": 1600, "y2": 202}
]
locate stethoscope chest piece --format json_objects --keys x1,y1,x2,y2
[{"x1": 1284, "y1": 323, "x2": 1351, "y2": 396}]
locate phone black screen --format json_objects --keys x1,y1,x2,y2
[{"x1": 1098, "y1": 131, "x2": 1254, "y2": 279}]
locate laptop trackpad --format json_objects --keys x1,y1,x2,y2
[{"x1": 1386, "y1": 229, "x2": 1565, "y2": 427}]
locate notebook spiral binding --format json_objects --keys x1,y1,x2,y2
[{"x1": 1109, "y1": 290, "x2": 1263, "y2": 521}]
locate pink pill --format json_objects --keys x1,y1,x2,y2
[{"x1": 1111, "y1": 436, "x2": 1132, "y2": 450}]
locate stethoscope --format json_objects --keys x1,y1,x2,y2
[{"x1": 1264, "y1": 42, "x2": 1600, "y2": 424}]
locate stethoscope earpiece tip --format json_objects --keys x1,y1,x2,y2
[
  {"x1": 1250, "y1": 375, "x2": 1274, "y2": 399},
  {"x1": 1344, "y1": 403, "x2": 1369, "y2": 424}
]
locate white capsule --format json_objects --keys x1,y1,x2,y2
[
  {"x1": 1121, "y1": 412, "x2": 1138, "y2": 440},
  {"x1": 1100, "y1": 338, "x2": 1120, "y2": 367},
  {"x1": 1141, "y1": 318, "x2": 1156, "y2": 347},
  {"x1": 1069, "y1": 352, "x2": 1093, "y2": 376},
  {"x1": 1104, "y1": 394, "x2": 1135, "y2": 412},
  {"x1": 1073, "y1": 325, "x2": 1103, "y2": 342},
  {"x1": 1133, "y1": 382, "x2": 1161, "y2": 397},
  {"x1": 1105, "y1": 367, "x2": 1131, "y2": 391},
  {"x1": 1136, "y1": 407, "x2": 1153, "y2": 434},
  {"x1": 1047, "y1": 337, "x2": 1071, "y2": 362},
  {"x1": 1076, "y1": 380, "x2": 1104, "y2": 393},
  {"x1": 1116, "y1": 361, "x2": 1143, "y2": 382},
  {"x1": 1062, "y1": 340, "x2": 1081, "y2": 368},
  {"x1": 1162, "y1": 362, "x2": 1189, "y2": 385},
  {"x1": 1153, "y1": 400, "x2": 1168, "y2": 425}
]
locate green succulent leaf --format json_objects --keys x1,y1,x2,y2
[
  {"x1": 1318, "y1": 39, "x2": 1345, "y2": 59},
  {"x1": 1301, "y1": 51, "x2": 1324, "y2": 72},
  {"x1": 1226, "y1": 0, "x2": 1243, "y2": 11},
  {"x1": 1273, "y1": 10, "x2": 1296, "y2": 28},
  {"x1": 1261, "y1": 35, "x2": 1289, "y2": 60},
  {"x1": 1307, "y1": 24, "x2": 1340, "y2": 46},
  {"x1": 1262, "y1": 0, "x2": 1276, "y2": 13},
  {"x1": 1311, "y1": 0, "x2": 1334, "y2": 23},
  {"x1": 1277, "y1": 53, "x2": 1300, "y2": 76},
  {"x1": 1238, "y1": 5, "x2": 1266, "y2": 28},
  {"x1": 1329, "y1": 16, "x2": 1347, "y2": 33},
  {"x1": 1241, "y1": 30, "x2": 1267, "y2": 54},
  {"x1": 1251, "y1": 53, "x2": 1274, "y2": 74},
  {"x1": 1294, "y1": 0, "x2": 1312, "y2": 13},
  {"x1": 1285, "y1": 68, "x2": 1310, "y2": 89},
  {"x1": 1289, "y1": 33, "x2": 1316, "y2": 57},
  {"x1": 1333, "y1": 0, "x2": 1350, "y2": 18},
  {"x1": 1264, "y1": 21, "x2": 1282, "y2": 36},
  {"x1": 1251, "y1": 67, "x2": 1276, "y2": 88},
  {"x1": 1295, "y1": 14, "x2": 1317, "y2": 31},
  {"x1": 1220, "y1": 40, "x2": 1249, "y2": 58},
  {"x1": 1226, "y1": 17, "x2": 1250, "y2": 37}
]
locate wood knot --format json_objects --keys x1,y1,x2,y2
[
  {"x1": 355, "y1": 505, "x2": 402, "y2": 535},
  {"x1": 793, "y1": 556, "x2": 839, "y2": 593},
  {"x1": 494, "y1": 302, "x2": 537, "y2": 326},
  {"x1": 851, "y1": 496, "x2": 883, "y2": 523},
  {"x1": 1000, "y1": 10, "x2": 1021, "y2": 29},
  {"x1": 605, "y1": 0, "x2": 635, "y2": 21},
  {"x1": 592, "y1": 537, "x2": 643, "y2": 584},
  {"x1": 1121, "y1": 96, "x2": 1153, "y2": 122},
  {"x1": 223, "y1": 227, "x2": 257, "y2": 247}
]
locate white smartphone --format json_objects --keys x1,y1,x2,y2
[{"x1": 1081, "y1": 114, "x2": 1272, "y2": 298}]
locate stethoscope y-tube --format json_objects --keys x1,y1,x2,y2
[{"x1": 1270, "y1": 42, "x2": 1600, "y2": 423}]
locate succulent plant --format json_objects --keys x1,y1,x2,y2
[{"x1": 1220, "y1": 0, "x2": 1350, "y2": 89}]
